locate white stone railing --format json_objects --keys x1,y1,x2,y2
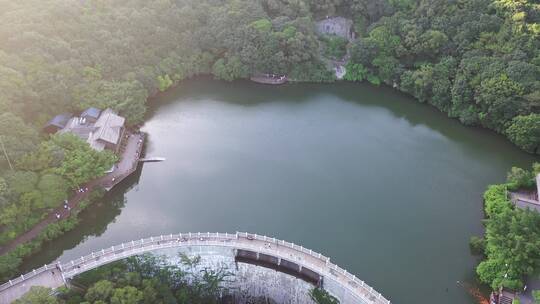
[
  {"x1": 0, "y1": 263, "x2": 57, "y2": 292},
  {"x1": 0, "y1": 232, "x2": 391, "y2": 304}
]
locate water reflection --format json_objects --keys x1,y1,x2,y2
[
  {"x1": 17, "y1": 79, "x2": 538, "y2": 304},
  {"x1": 20, "y1": 165, "x2": 143, "y2": 272}
]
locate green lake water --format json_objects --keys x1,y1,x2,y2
[{"x1": 22, "y1": 79, "x2": 538, "y2": 304}]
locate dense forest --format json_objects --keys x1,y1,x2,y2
[
  {"x1": 470, "y1": 163, "x2": 540, "y2": 291},
  {"x1": 0, "y1": 0, "x2": 538, "y2": 291}
]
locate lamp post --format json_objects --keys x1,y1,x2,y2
[{"x1": 0, "y1": 136, "x2": 13, "y2": 171}]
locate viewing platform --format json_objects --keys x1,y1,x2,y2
[
  {"x1": 0, "y1": 232, "x2": 390, "y2": 304},
  {"x1": 139, "y1": 157, "x2": 165, "y2": 162},
  {"x1": 99, "y1": 132, "x2": 145, "y2": 191}
]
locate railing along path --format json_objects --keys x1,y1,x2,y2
[{"x1": 0, "y1": 232, "x2": 390, "y2": 304}]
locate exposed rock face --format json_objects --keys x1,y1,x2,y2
[
  {"x1": 316, "y1": 17, "x2": 353, "y2": 41},
  {"x1": 335, "y1": 65, "x2": 346, "y2": 79}
]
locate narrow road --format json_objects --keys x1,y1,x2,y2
[{"x1": 0, "y1": 133, "x2": 144, "y2": 256}]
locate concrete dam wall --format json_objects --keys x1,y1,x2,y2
[
  {"x1": 0, "y1": 232, "x2": 390, "y2": 304},
  {"x1": 158, "y1": 245, "x2": 315, "y2": 304}
]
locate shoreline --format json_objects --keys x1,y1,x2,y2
[
  {"x1": 0, "y1": 132, "x2": 145, "y2": 281},
  {"x1": 1, "y1": 75, "x2": 538, "y2": 293}
]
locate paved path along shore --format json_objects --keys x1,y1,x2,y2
[{"x1": 0, "y1": 133, "x2": 144, "y2": 256}]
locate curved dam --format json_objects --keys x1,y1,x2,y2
[{"x1": 0, "y1": 232, "x2": 390, "y2": 304}]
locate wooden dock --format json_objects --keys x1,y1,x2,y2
[{"x1": 139, "y1": 157, "x2": 165, "y2": 162}]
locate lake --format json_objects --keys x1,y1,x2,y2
[{"x1": 22, "y1": 79, "x2": 538, "y2": 304}]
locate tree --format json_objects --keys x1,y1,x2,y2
[
  {"x1": 5, "y1": 171, "x2": 39, "y2": 196},
  {"x1": 506, "y1": 167, "x2": 534, "y2": 189},
  {"x1": 475, "y1": 74, "x2": 525, "y2": 131},
  {"x1": 533, "y1": 290, "x2": 540, "y2": 304},
  {"x1": 14, "y1": 287, "x2": 58, "y2": 304},
  {"x1": 309, "y1": 288, "x2": 340, "y2": 304},
  {"x1": 49, "y1": 134, "x2": 117, "y2": 187},
  {"x1": 85, "y1": 280, "x2": 114, "y2": 303},
  {"x1": 0, "y1": 176, "x2": 8, "y2": 207},
  {"x1": 321, "y1": 35, "x2": 348, "y2": 59},
  {"x1": 250, "y1": 19, "x2": 272, "y2": 32},
  {"x1": 469, "y1": 236, "x2": 485, "y2": 255},
  {"x1": 0, "y1": 113, "x2": 39, "y2": 169},
  {"x1": 506, "y1": 114, "x2": 540, "y2": 154},
  {"x1": 344, "y1": 63, "x2": 367, "y2": 81},
  {"x1": 38, "y1": 174, "x2": 68, "y2": 209},
  {"x1": 418, "y1": 30, "x2": 448, "y2": 54},
  {"x1": 212, "y1": 56, "x2": 249, "y2": 81},
  {"x1": 0, "y1": 253, "x2": 22, "y2": 281},
  {"x1": 478, "y1": 208, "x2": 540, "y2": 289},
  {"x1": 157, "y1": 75, "x2": 173, "y2": 92},
  {"x1": 110, "y1": 286, "x2": 144, "y2": 304},
  {"x1": 73, "y1": 80, "x2": 148, "y2": 125}
]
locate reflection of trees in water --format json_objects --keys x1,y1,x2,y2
[
  {"x1": 150, "y1": 79, "x2": 526, "y2": 156},
  {"x1": 19, "y1": 166, "x2": 143, "y2": 273}
]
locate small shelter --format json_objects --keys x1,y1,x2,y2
[
  {"x1": 43, "y1": 113, "x2": 72, "y2": 133},
  {"x1": 87, "y1": 108, "x2": 125, "y2": 152},
  {"x1": 80, "y1": 107, "x2": 101, "y2": 123},
  {"x1": 45, "y1": 108, "x2": 126, "y2": 153}
]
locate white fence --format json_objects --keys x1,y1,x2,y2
[{"x1": 1, "y1": 232, "x2": 390, "y2": 304}]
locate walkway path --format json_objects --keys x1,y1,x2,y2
[
  {"x1": 0, "y1": 133, "x2": 144, "y2": 256},
  {"x1": 518, "y1": 277, "x2": 540, "y2": 304},
  {"x1": 0, "y1": 232, "x2": 391, "y2": 304}
]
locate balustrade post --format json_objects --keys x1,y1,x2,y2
[{"x1": 9, "y1": 280, "x2": 12, "y2": 286}]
